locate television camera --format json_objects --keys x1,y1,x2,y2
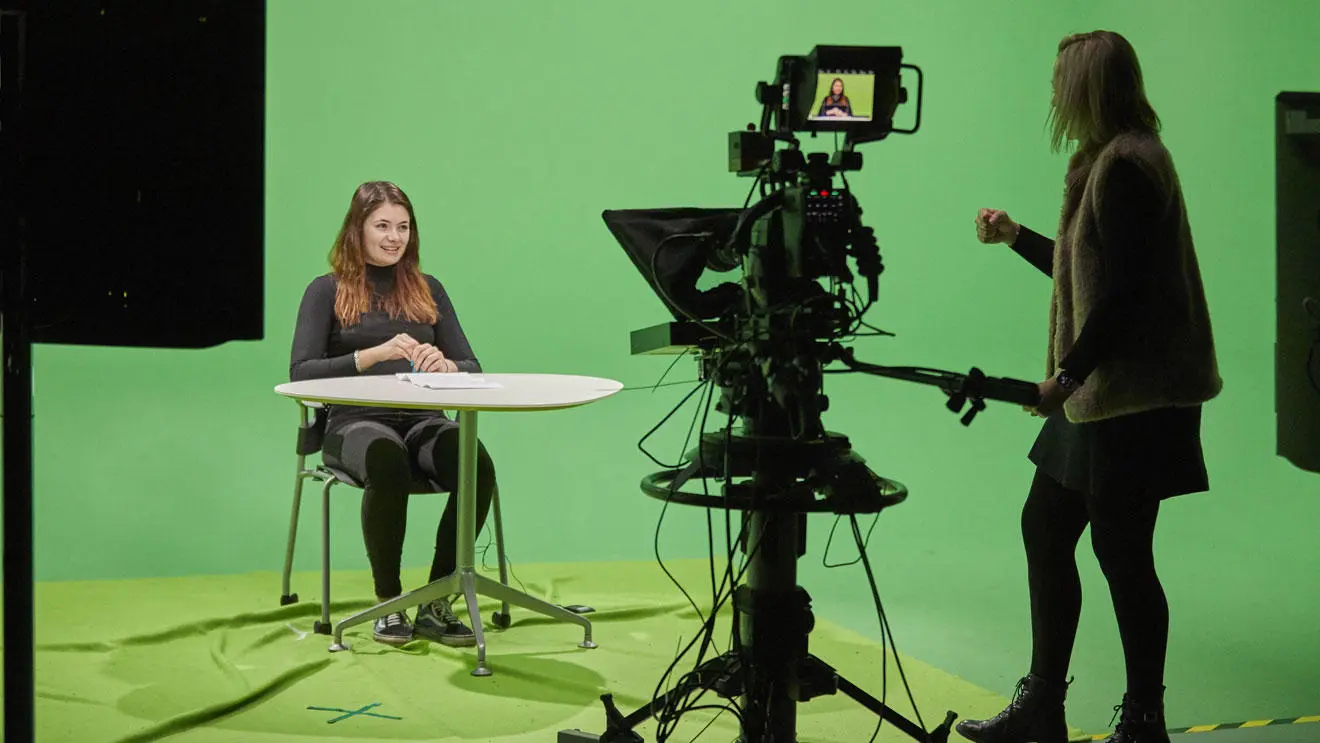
[{"x1": 563, "y1": 45, "x2": 1041, "y2": 743}]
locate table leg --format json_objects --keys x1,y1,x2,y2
[
  {"x1": 456, "y1": 410, "x2": 478, "y2": 572},
  {"x1": 454, "y1": 409, "x2": 491, "y2": 674},
  {"x1": 330, "y1": 409, "x2": 597, "y2": 673},
  {"x1": 328, "y1": 570, "x2": 462, "y2": 652}
]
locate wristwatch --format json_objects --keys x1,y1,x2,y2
[{"x1": 1056, "y1": 370, "x2": 1080, "y2": 392}]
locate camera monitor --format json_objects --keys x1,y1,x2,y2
[{"x1": 779, "y1": 45, "x2": 904, "y2": 136}]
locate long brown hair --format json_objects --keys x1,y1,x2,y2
[
  {"x1": 1048, "y1": 31, "x2": 1161, "y2": 155},
  {"x1": 329, "y1": 181, "x2": 437, "y2": 327}
]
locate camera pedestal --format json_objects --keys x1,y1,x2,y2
[{"x1": 560, "y1": 425, "x2": 957, "y2": 743}]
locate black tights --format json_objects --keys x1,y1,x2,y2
[
  {"x1": 1022, "y1": 468, "x2": 1167, "y2": 700},
  {"x1": 324, "y1": 417, "x2": 496, "y2": 599}
]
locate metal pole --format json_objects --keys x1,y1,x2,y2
[
  {"x1": 456, "y1": 410, "x2": 479, "y2": 570},
  {"x1": 1, "y1": 245, "x2": 36, "y2": 743},
  {"x1": 1, "y1": 9, "x2": 35, "y2": 740}
]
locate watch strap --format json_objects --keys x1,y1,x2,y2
[{"x1": 1056, "y1": 370, "x2": 1079, "y2": 391}]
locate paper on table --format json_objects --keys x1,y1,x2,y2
[{"x1": 396, "y1": 372, "x2": 504, "y2": 390}]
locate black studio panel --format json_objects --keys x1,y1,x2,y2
[
  {"x1": 1276, "y1": 92, "x2": 1320, "y2": 473},
  {"x1": 15, "y1": 0, "x2": 265, "y2": 349}
]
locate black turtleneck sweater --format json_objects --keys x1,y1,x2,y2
[{"x1": 289, "y1": 263, "x2": 480, "y2": 426}]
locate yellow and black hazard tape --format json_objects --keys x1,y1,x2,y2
[{"x1": 1079, "y1": 714, "x2": 1320, "y2": 739}]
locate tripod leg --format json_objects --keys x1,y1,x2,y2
[
  {"x1": 835, "y1": 670, "x2": 957, "y2": 743},
  {"x1": 559, "y1": 654, "x2": 742, "y2": 743}
]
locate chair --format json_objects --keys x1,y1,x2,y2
[{"x1": 278, "y1": 400, "x2": 513, "y2": 634}]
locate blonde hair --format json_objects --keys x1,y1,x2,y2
[{"x1": 1048, "y1": 31, "x2": 1161, "y2": 153}]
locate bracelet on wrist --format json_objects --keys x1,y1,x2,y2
[{"x1": 1056, "y1": 370, "x2": 1079, "y2": 391}]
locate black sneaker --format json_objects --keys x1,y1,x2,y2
[
  {"x1": 415, "y1": 596, "x2": 476, "y2": 647},
  {"x1": 372, "y1": 610, "x2": 413, "y2": 646}
]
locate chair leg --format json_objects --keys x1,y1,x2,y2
[
  {"x1": 496, "y1": 483, "x2": 509, "y2": 617},
  {"x1": 315, "y1": 478, "x2": 335, "y2": 635},
  {"x1": 280, "y1": 463, "x2": 307, "y2": 605}
]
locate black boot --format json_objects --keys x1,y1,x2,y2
[
  {"x1": 1101, "y1": 692, "x2": 1169, "y2": 743},
  {"x1": 955, "y1": 674, "x2": 1069, "y2": 743}
]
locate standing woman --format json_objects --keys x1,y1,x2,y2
[
  {"x1": 957, "y1": 31, "x2": 1220, "y2": 743},
  {"x1": 289, "y1": 181, "x2": 497, "y2": 648}
]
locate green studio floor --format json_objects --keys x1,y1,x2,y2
[
  {"x1": 19, "y1": 559, "x2": 1007, "y2": 742},
  {"x1": 8, "y1": 559, "x2": 1318, "y2": 743}
]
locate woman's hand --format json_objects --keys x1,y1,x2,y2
[
  {"x1": 1024, "y1": 376, "x2": 1073, "y2": 418},
  {"x1": 975, "y1": 208, "x2": 1020, "y2": 245},
  {"x1": 359, "y1": 333, "x2": 418, "y2": 371},
  {"x1": 410, "y1": 343, "x2": 458, "y2": 373}
]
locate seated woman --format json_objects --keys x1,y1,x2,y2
[
  {"x1": 289, "y1": 180, "x2": 497, "y2": 648},
  {"x1": 817, "y1": 77, "x2": 853, "y2": 117}
]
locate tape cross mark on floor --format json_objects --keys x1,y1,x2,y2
[{"x1": 307, "y1": 703, "x2": 402, "y2": 724}]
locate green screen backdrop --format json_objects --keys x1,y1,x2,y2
[{"x1": 23, "y1": 0, "x2": 1320, "y2": 733}]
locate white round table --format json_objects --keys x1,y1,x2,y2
[{"x1": 274, "y1": 373, "x2": 622, "y2": 675}]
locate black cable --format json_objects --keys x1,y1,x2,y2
[
  {"x1": 643, "y1": 378, "x2": 731, "y2": 743},
  {"x1": 696, "y1": 377, "x2": 722, "y2": 658},
  {"x1": 650, "y1": 378, "x2": 720, "y2": 735},
  {"x1": 677, "y1": 378, "x2": 724, "y2": 666},
  {"x1": 653, "y1": 582, "x2": 744, "y2": 738},
  {"x1": 662, "y1": 390, "x2": 750, "y2": 740},
  {"x1": 475, "y1": 530, "x2": 528, "y2": 594},
  {"x1": 730, "y1": 392, "x2": 768, "y2": 725},
  {"x1": 721, "y1": 399, "x2": 738, "y2": 660},
  {"x1": 844, "y1": 284, "x2": 888, "y2": 338},
  {"x1": 821, "y1": 512, "x2": 880, "y2": 569},
  {"x1": 652, "y1": 379, "x2": 716, "y2": 643},
  {"x1": 655, "y1": 309, "x2": 866, "y2": 738},
  {"x1": 649, "y1": 349, "x2": 695, "y2": 394},
  {"x1": 656, "y1": 536, "x2": 760, "y2": 740},
  {"x1": 657, "y1": 375, "x2": 738, "y2": 740},
  {"x1": 637, "y1": 381, "x2": 709, "y2": 469},
  {"x1": 744, "y1": 166, "x2": 767, "y2": 209},
  {"x1": 473, "y1": 355, "x2": 700, "y2": 612},
  {"x1": 683, "y1": 703, "x2": 743, "y2": 743},
  {"x1": 851, "y1": 515, "x2": 925, "y2": 743},
  {"x1": 674, "y1": 379, "x2": 747, "y2": 729},
  {"x1": 618, "y1": 378, "x2": 702, "y2": 392},
  {"x1": 652, "y1": 514, "x2": 764, "y2": 740}
]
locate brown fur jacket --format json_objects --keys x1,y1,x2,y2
[{"x1": 1048, "y1": 132, "x2": 1222, "y2": 422}]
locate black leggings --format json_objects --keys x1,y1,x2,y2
[
  {"x1": 1022, "y1": 468, "x2": 1167, "y2": 700},
  {"x1": 323, "y1": 416, "x2": 496, "y2": 599}
]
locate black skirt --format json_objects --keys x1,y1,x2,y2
[{"x1": 1028, "y1": 405, "x2": 1209, "y2": 499}]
